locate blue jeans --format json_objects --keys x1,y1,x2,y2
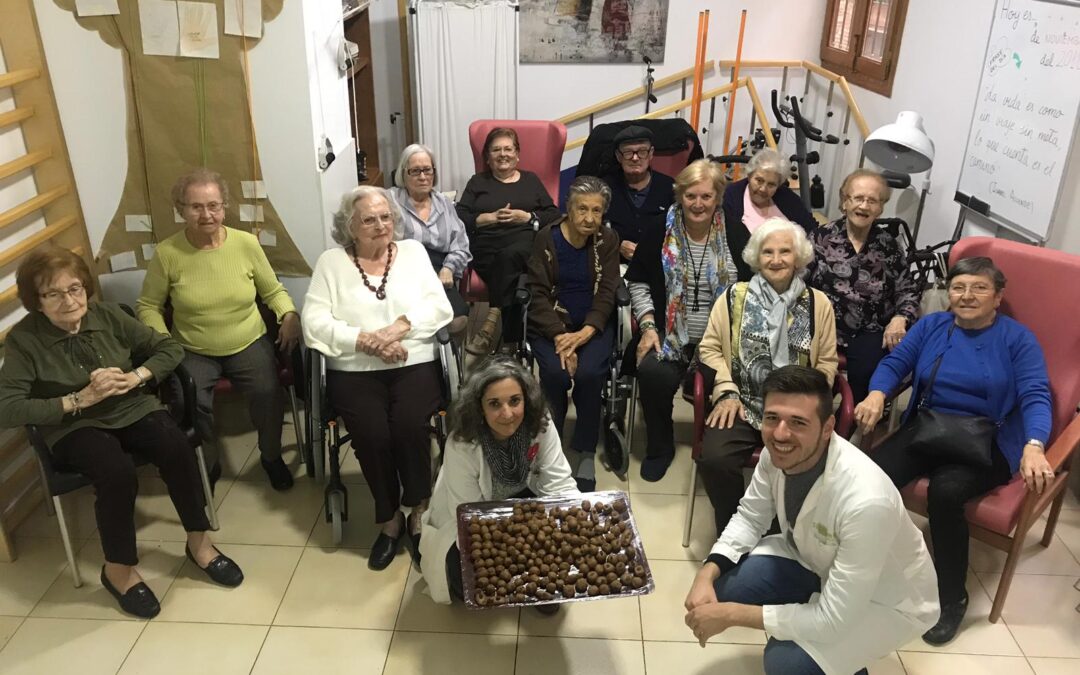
[{"x1": 714, "y1": 555, "x2": 868, "y2": 675}]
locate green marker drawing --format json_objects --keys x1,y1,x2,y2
[{"x1": 1013, "y1": 52, "x2": 1022, "y2": 68}]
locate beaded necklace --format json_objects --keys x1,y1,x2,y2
[{"x1": 351, "y1": 243, "x2": 394, "y2": 300}]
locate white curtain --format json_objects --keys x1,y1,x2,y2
[{"x1": 412, "y1": 0, "x2": 518, "y2": 194}]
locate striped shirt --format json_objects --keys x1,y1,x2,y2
[
  {"x1": 390, "y1": 187, "x2": 472, "y2": 278},
  {"x1": 628, "y1": 240, "x2": 717, "y2": 344}
]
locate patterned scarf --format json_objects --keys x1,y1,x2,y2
[
  {"x1": 479, "y1": 424, "x2": 533, "y2": 499},
  {"x1": 659, "y1": 206, "x2": 734, "y2": 361}
]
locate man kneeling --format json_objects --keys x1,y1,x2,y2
[{"x1": 684, "y1": 366, "x2": 939, "y2": 674}]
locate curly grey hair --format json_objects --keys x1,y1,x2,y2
[
  {"x1": 394, "y1": 143, "x2": 438, "y2": 189},
  {"x1": 451, "y1": 357, "x2": 548, "y2": 444},
  {"x1": 746, "y1": 148, "x2": 791, "y2": 181},
  {"x1": 171, "y1": 167, "x2": 230, "y2": 211},
  {"x1": 330, "y1": 185, "x2": 404, "y2": 247},
  {"x1": 742, "y1": 217, "x2": 815, "y2": 272},
  {"x1": 566, "y1": 175, "x2": 612, "y2": 212}
]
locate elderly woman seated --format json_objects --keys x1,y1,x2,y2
[
  {"x1": 389, "y1": 143, "x2": 471, "y2": 335},
  {"x1": 721, "y1": 149, "x2": 817, "y2": 281},
  {"x1": 0, "y1": 249, "x2": 242, "y2": 619},
  {"x1": 808, "y1": 169, "x2": 920, "y2": 402},
  {"x1": 855, "y1": 256, "x2": 1053, "y2": 645},
  {"x1": 303, "y1": 186, "x2": 453, "y2": 571},
  {"x1": 419, "y1": 358, "x2": 577, "y2": 609},
  {"x1": 136, "y1": 168, "x2": 301, "y2": 491},
  {"x1": 456, "y1": 127, "x2": 561, "y2": 355},
  {"x1": 526, "y1": 176, "x2": 621, "y2": 491},
  {"x1": 697, "y1": 218, "x2": 838, "y2": 536},
  {"x1": 626, "y1": 159, "x2": 737, "y2": 482}
]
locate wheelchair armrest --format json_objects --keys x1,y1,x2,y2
[
  {"x1": 168, "y1": 363, "x2": 199, "y2": 431},
  {"x1": 1046, "y1": 411, "x2": 1080, "y2": 473},
  {"x1": 615, "y1": 279, "x2": 630, "y2": 307},
  {"x1": 436, "y1": 326, "x2": 451, "y2": 345},
  {"x1": 514, "y1": 273, "x2": 532, "y2": 306},
  {"x1": 692, "y1": 370, "x2": 707, "y2": 460}
]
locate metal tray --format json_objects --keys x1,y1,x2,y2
[{"x1": 455, "y1": 490, "x2": 654, "y2": 609}]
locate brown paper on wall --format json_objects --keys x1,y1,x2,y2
[{"x1": 55, "y1": 0, "x2": 311, "y2": 277}]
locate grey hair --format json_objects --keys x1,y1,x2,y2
[
  {"x1": 451, "y1": 357, "x2": 548, "y2": 444},
  {"x1": 330, "y1": 186, "x2": 404, "y2": 247},
  {"x1": 394, "y1": 143, "x2": 438, "y2": 188},
  {"x1": 566, "y1": 175, "x2": 612, "y2": 212},
  {"x1": 947, "y1": 256, "x2": 1007, "y2": 291},
  {"x1": 742, "y1": 217, "x2": 815, "y2": 272},
  {"x1": 746, "y1": 149, "x2": 790, "y2": 181},
  {"x1": 839, "y1": 168, "x2": 892, "y2": 205}
]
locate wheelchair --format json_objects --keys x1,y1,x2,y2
[{"x1": 301, "y1": 326, "x2": 461, "y2": 546}]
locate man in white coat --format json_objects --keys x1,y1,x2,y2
[{"x1": 684, "y1": 366, "x2": 939, "y2": 675}]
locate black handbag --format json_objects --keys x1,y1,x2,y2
[{"x1": 893, "y1": 324, "x2": 998, "y2": 467}]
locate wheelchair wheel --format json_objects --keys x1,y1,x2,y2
[
  {"x1": 602, "y1": 416, "x2": 629, "y2": 478},
  {"x1": 327, "y1": 490, "x2": 345, "y2": 546}
]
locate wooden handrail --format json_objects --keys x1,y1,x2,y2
[
  {"x1": 0, "y1": 107, "x2": 34, "y2": 129},
  {"x1": 0, "y1": 149, "x2": 51, "y2": 182},
  {"x1": 837, "y1": 76, "x2": 870, "y2": 138},
  {"x1": 743, "y1": 77, "x2": 778, "y2": 151},
  {"x1": 0, "y1": 184, "x2": 68, "y2": 230},
  {"x1": 718, "y1": 59, "x2": 803, "y2": 69},
  {"x1": 0, "y1": 215, "x2": 78, "y2": 268},
  {"x1": 0, "y1": 68, "x2": 40, "y2": 88},
  {"x1": 557, "y1": 62, "x2": 714, "y2": 125}
]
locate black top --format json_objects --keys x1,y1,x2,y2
[
  {"x1": 455, "y1": 170, "x2": 560, "y2": 236},
  {"x1": 602, "y1": 170, "x2": 675, "y2": 261},
  {"x1": 721, "y1": 178, "x2": 818, "y2": 281}
]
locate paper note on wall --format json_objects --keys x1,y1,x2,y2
[
  {"x1": 75, "y1": 0, "x2": 120, "y2": 17},
  {"x1": 139, "y1": 0, "x2": 180, "y2": 57},
  {"x1": 142, "y1": 244, "x2": 156, "y2": 261},
  {"x1": 241, "y1": 180, "x2": 267, "y2": 199},
  {"x1": 224, "y1": 0, "x2": 262, "y2": 38},
  {"x1": 110, "y1": 251, "x2": 138, "y2": 272},
  {"x1": 174, "y1": 209, "x2": 186, "y2": 223},
  {"x1": 178, "y1": 1, "x2": 220, "y2": 59},
  {"x1": 239, "y1": 204, "x2": 264, "y2": 222},
  {"x1": 258, "y1": 229, "x2": 277, "y2": 247},
  {"x1": 125, "y1": 214, "x2": 153, "y2": 232}
]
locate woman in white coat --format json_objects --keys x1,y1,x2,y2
[{"x1": 419, "y1": 358, "x2": 579, "y2": 606}]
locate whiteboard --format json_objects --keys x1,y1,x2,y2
[{"x1": 955, "y1": 0, "x2": 1080, "y2": 241}]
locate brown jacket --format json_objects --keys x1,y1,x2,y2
[{"x1": 526, "y1": 219, "x2": 621, "y2": 340}]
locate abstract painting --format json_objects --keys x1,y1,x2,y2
[{"x1": 520, "y1": 0, "x2": 669, "y2": 64}]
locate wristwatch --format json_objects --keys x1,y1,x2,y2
[
  {"x1": 1026, "y1": 439, "x2": 1046, "y2": 450},
  {"x1": 529, "y1": 212, "x2": 540, "y2": 231}
]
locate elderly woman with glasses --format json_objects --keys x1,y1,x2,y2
[
  {"x1": 721, "y1": 149, "x2": 817, "y2": 281},
  {"x1": 697, "y1": 218, "x2": 837, "y2": 536},
  {"x1": 389, "y1": 143, "x2": 471, "y2": 334},
  {"x1": 303, "y1": 186, "x2": 453, "y2": 571},
  {"x1": 0, "y1": 249, "x2": 243, "y2": 619},
  {"x1": 136, "y1": 168, "x2": 301, "y2": 492},
  {"x1": 807, "y1": 169, "x2": 920, "y2": 402}
]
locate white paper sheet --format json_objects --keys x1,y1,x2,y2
[
  {"x1": 139, "y1": 0, "x2": 180, "y2": 57},
  {"x1": 257, "y1": 229, "x2": 277, "y2": 247},
  {"x1": 141, "y1": 243, "x2": 157, "y2": 261},
  {"x1": 224, "y1": 0, "x2": 262, "y2": 38},
  {"x1": 239, "y1": 204, "x2": 264, "y2": 222},
  {"x1": 125, "y1": 214, "x2": 153, "y2": 232},
  {"x1": 110, "y1": 251, "x2": 138, "y2": 272},
  {"x1": 178, "y1": 1, "x2": 220, "y2": 59},
  {"x1": 241, "y1": 180, "x2": 267, "y2": 199},
  {"x1": 174, "y1": 209, "x2": 186, "y2": 223},
  {"x1": 76, "y1": 0, "x2": 120, "y2": 17}
]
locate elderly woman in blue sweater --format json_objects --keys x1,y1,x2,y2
[{"x1": 853, "y1": 256, "x2": 1053, "y2": 646}]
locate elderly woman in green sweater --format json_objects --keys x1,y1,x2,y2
[
  {"x1": 136, "y1": 168, "x2": 301, "y2": 491},
  {"x1": 0, "y1": 249, "x2": 243, "y2": 619}
]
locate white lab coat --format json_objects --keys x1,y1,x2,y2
[
  {"x1": 419, "y1": 424, "x2": 580, "y2": 604},
  {"x1": 710, "y1": 433, "x2": 940, "y2": 675}
]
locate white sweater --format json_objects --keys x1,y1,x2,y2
[{"x1": 302, "y1": 239, "x2": 452, "y2": 371}]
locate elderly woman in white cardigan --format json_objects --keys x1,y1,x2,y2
[
  {"x1": 419, "y1": 358, "x2": 578, "y2": 609},
  {"x1": 303, "y1": 185, "x2": 452, "y2": 572}
]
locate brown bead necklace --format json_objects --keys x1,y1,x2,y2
[{"x1": 351, "y1": 243, "x2": 394, "y2": 300}]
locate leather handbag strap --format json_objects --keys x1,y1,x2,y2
[{"x1": 918, "y1": 323, "x2": 956, "y2": 409}]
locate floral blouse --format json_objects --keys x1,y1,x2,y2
[{"x1": 807, "y1": 218, "x2": 919, "y2": 348}]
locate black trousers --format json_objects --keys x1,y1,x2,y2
[
  {"x1": 52, "y1": 410, "x2": 210, "y2": 566},
  {"x1": 698, "y1": 417, "x2": 762, "y2": 535},
  {"x1": 327, "y1": 362, "x2": 442, "y2": 524},
  {"x1": 636, "y1": 351, "x2": 689, "y2": 460},
  {"x1": 843, "y1": 330, "x2": 886, "y2": 403},
  {"x1": 446, "y1": 487, "x2": 536, "y2": 602},
  {"x1": 872, "y1": 435, "x2": 1012, "y2": 604},
  {"x1": 470, "y1": 224, "x2": 534, "y2": 342}
]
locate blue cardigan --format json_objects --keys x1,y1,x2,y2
[{"x1": 868, "y1": 312, "x2": 1052, "y2": 473}]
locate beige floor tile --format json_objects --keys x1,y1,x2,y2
[
  {"x1": 630, "y1": 491, "x2": 717, "y2": 562},
  {"x1": 516, "y1": 636, "x2": 645, "y2": 675},
  {"x1": 519, "y1": 593, "x2": 641, "y2": 640},
  {"x1": 74, "y1": 476, "x2": 216, "y2": 544},
  {"x1": 15, "y1": 489, "x2": 98, "y2": 541},
  {"x1": 383, "y1": 631, "x2": 516, "y2": 675},
  {"x1": 0, "y1": 616, "x2": 24, "y2": 651},
  {"x1": 118, "y1": 621, "x2": 268, "y2": 675},
  {"x1": 237, "y1": 421, "x2": 305, "y2": 482},
  {"x1": 639, "y1": 559, "x2": 765, "y2": 645},
  {"x1": 0, "y1": 617, "x2": 145, "y2": 675},
  {"x1": 1060, "y1": 489, "x2": 1078, "y2": 510},
  {"x1": 898, "y1": 571, "x2": 1021, "y2": 656},
  {"x1": 215, "y1": 428, "x2": 258, "y2": 479},
  {"x1": 869, "y1": 652, "x2": 909, "y2": 674},
  {"x1": 395, "y1": 567, "x2": 519, "y2": 635},
  {"x1": 968, "y1": 523, "x2": 1080, "y2": 576},
  {"x1": 980, "y1": 572, "x2": 1080, "y2": 658},
  {"x1": 155, "y1": 543, "x2": 302, "y2": 624},
  {"x1": 305, "y1": 482, "x2": 382, "y2": 549},
  {"x1": 274, "y1": 546, "x2": 408, "y2": 629},
  {"x1": 31, "y1": 538, "x2": 185, "y2": 621},
  {"x1": 1028, "y1": 657, "x2": 1080, "y2": 674},
  {"x1": 898, "y1": 652, "x2": 1033, "y2": 674},
  {"x1": 251, "y1": 626, "x2": 393, "y2": 674},
  {"x1": 210, "y1": 477, "x2": 324, "y2": 546},
  {"x1": 643, "y1": 640, "x2": 763, "y2": 675},
  {"x1": 0, "y1": 537, "x2": 70, "y2": 616},
  {"x1": 1048, "y1": 507, "x2": 1080, "y2": 563}
]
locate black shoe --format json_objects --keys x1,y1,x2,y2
[
  {"x1": 186, "y1": 545, "x2": 244, "y2": 587},
  {"x1": 640, "y1": 454, "x2": 674, "y2": 482},
  {"x1": 575, "y1": 476, "x2": 596, "y2": 492},
  {"x1": 100, "y1": 567, "x2": 160, "y2": 619},
  {"x1": 406, "y1": 512, "x2": 423, "y2": 567},
  {"x1": 922, "y1": 595, "x2": 968, "y2": 645},
  {"x1": 369, "y1": 517, "x2": 405, "y2": 571},
  {"x1": 535, "y1": 602, "x2": 561, "y2": 616},
  {"x1": 261, "y1": 457, "x2": 294, "y2": 491}
]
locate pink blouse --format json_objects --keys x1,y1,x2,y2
[{"x1": 741, "y1": 186, "x2": 783, "y2": 233}]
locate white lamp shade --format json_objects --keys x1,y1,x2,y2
[{"x1": 864, "y1": 111, "x2": 935, "y2": 174}]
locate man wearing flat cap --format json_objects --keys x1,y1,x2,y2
[{"x1": 602, "y1": 126, "x2": 675, "y2": 263}]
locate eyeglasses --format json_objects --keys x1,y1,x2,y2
[
  {"x1": 406, "y1": 167, "x2": 435, "y2": 177},
  {"x1": 358, "y1": 212, "x2": 394, "y2": 229},
  {"x1": 183, "y1": 201, "x2": 225, "y2": 214},
  {"x1": 618, "y1": 147, "x2": 653, "y2": 160},
  {"x1": 948, "y1": 283, "x2": 996, "y2": 296},
  {"x1": 40, "y1": 284, "x2": 86, "y2": 303},
  {"x1": 845, "y1": 195, "x2": 882, "y2": 207}
]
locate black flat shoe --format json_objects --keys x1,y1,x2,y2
[
  {"x1": 186, "y1": 545, "x2": 244, "y2": 587},
  {"x1": 640, "y1": 454, "x2": 674, "y2": 482},
  {"x1": 369, "y1": 518, "x2": 405, "y2": 571},
  {"x1": 405, "y1": 511, "x2": 423, "y2": 567},
  {"x1": 922, "y1": 595, "x2": 968, "y2": 645},
  {"x1": 261, "y1": 457, "x2": 294, "y2": 491},
  {"x1": 100, "y1": 567, "x2": 160, "y2": 619}
]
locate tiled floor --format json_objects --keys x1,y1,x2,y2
[{"x1": 1, "y1": 395, "x2": 1078, "y2": 674}]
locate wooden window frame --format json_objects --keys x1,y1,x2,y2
[{"x1": 820, "y1": 0, "x2": 908, "y2": 98}]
